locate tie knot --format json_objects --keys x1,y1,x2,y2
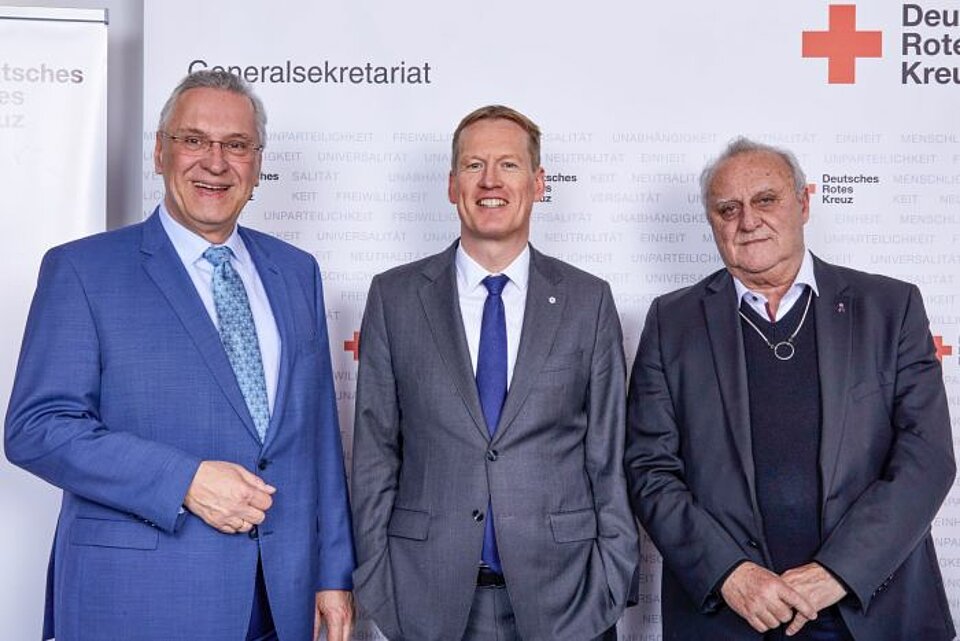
[
  {"x1": 482, "y1": 274, "x2": 509, "y2": 297},
  {"x1": 203, "y1": 246, "x2": 233, "y2": 268}
]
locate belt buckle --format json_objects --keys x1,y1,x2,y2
[{"x1": 476, "y1": 566, "x2": 505, "y2": 588}]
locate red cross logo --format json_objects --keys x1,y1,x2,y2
[
  {"x1": 344, "y1": 331, "x2": 360, "y2": 361},
  {"x1": 802, "y1": 5, "x2": 882, "y2": 84},
  {"x1": 806, "y1": 183, "x2": 817, "y2": 194},
  {"x1": 933, "y1": 335, "x2": 953, "y2": 363}
]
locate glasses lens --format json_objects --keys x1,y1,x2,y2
[
  {"x1": 223, "y1": 140, "x2": 251, "y2": 157},
  {"x1": 181, "y1": 136, "x2": 207, "y2": 153},
  {"x1": 167, "y1": 133, "x2": 259, "y2": 159}
]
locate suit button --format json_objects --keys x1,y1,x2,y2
[
  {"x1": 257, "y1": 459, "x2": 269, "y2": 471},
  {"x1": 486, "y1": 450, "x2": 498, "y2": 462},
  {"x1": 248, "y1": 525, "x2": 259, "y2": 540},
  {"x1": 746, "y1": 539, "x2": 760, "y2": 549},
  {"x1": 472, "y1": 510, "x2": 484, "y2": 522}
]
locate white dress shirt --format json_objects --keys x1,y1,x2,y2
[
  {"x1": 158, "y1": 204, "x2": 281, "y2": 412},
  {"x1": 456, "y1": 243, "x2": 529, "y2": 389},
  {"x1": 733, "y1": 250, "x2": 820, "y2": 322}
]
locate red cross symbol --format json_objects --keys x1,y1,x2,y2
[
  {"x1": 806, "y1": 183, "x2": 817, "y2": 194},
  {"x1": 802, "y1": 5, "x2": 882, "y2": 84},
  {"x1": 933, "y1": 335, "x2": 953, "y2": 363},
  {"x1": 344, "y1": 331, "x2": 360, "y2": 361}
]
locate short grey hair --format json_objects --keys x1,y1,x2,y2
[
  {"x1": 157, "y1": 69, "x2": 267, "y2": 145},
  {"x1": 699, "y1": 136, "x2": 807, "y2": 207}
]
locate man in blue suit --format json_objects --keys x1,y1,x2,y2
[{"x1": 4, "y1": 70, "x2": 355, "y2": 641}]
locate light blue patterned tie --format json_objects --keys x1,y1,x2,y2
[{"x1": 203, "y1": 246, "x2": 270, "y2": 442}]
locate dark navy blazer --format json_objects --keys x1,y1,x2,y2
[{"x1": 626, "y1": 256, "x2": 956, "y2": 641}]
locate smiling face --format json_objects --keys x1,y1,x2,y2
[
  {"x1": 154, "y1": 87, "x2": 262, "y2": 244},
  {"x1": 448, "y1": 118, "x2": 545, "y2": 262},
  {"x1": 706, "y1": 150, "x2": 809, "y2": 289}
]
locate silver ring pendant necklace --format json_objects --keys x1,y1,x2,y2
[{"x1": 738, "y1": 288, "x2": 813, "y2": 361}]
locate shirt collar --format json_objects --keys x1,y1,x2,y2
[
  {"x1": 158, "y1": 201, "x2": 248, "y2": 267},
  {"x1": 732, "y1": 249, "x2": 819, "y2": 305},
  {"x1": 456, "y1": 242, "x2": 530, "y2": 293}
]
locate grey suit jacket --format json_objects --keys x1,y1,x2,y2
[
  {"x1": 351, "y1": 242, "x2": 639, "y2": 641},
  {"x1": 625, "y1": 256, "x2": 956, "y2": 641}
]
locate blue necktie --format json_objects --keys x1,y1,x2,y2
[
  {"x1": 203, "y1": 246, "x2": 270, "y2": 442},
  {"x1": 476, "y1": 274, "x2": 509, "y2": 573}
]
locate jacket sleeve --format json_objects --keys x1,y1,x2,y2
[
  {"x1": 586, "y1": 282, "x2": 640, "y2": 609},
  {"x1": 624, "y1": 297, "x2": 748, "y2": 611},
  {"x1": 350, "y1": 275, "x2": 403, "y2": 639},
  {"x1": 311, "y1": 261, "x2": 357, "y2": 590},
  {"x1": 4, "y1": 247, "x2": 200, "y2": 534},
  {"x1": 813, "y1": 284, "x2": 956, "y2": 611}
]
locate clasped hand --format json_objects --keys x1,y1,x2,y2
[{"x1": 721, "y1": 561, "x2": 847, "y2": 636}]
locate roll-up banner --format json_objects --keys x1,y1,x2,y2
[
  {"x1": 0, "y1": 6, "x2": 107, "y2": 638},
  {"x1": 141, "y1": 2, "x2": 959, "y2": 638}
]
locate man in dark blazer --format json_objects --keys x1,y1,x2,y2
[
  {"x1": 625, "y1": 137, "x2": 955, "y2": 641},
  {"x1": 4, "y1": 70, "x2": 354, "y2": 641},
  {"x1": 351, "y1": 105, "x2": 638, "y2": 641}
]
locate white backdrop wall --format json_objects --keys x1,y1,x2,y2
[
  {"x1": 0, "y1": 6, "x2": 108, "y2": 639},
  {"x1": 4, "y1": 0, "x2": 958, "y2": 639},
  {"x1": 1, "y1": 0, "x2": 145, "y2": 228},
  {"x1": 141, "y1": 1, "x2": 960, "y2": 638}
]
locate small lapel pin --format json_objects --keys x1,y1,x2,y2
[
  {"x1": 836, "y1": 301, "x2": 845, "y2": 314},
  {"x1": 548, "y1": 296, "x2": 557, "y2": 304}
]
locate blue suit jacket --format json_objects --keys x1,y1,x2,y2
[{"x1": 4, "y1": 212, "x2": 354, "y2": 641}]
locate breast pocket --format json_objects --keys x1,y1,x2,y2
[
  {"x1": 535, "y1": 351, "x2": 585, "y2": 407},
  {"x1": 850, "y1": 370, "x2": 894, "y2": 402},
  {"x1": 541, "y1": 350, "x2": 582, "y2": 373}
]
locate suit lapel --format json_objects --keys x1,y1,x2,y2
[
  {"x1": 494, "y1": 247, "x2": 564, "y2": 442},
  {"x1": 241, "y1": 228, "x2": 294, "y2": 450},
  {"x1": 418, "y1": 244, "x2": 490, "y2": 442},
  {"x1": 703, "y1": 272, "x2": 760, "y2": 507},
  {"x1": 812, "y1": 257, "x2": 853, "y2": 498},
  {"x1": 139, "y1": 212, "x2": 261, "y2": 443}
]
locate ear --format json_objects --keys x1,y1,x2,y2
[
  {"x1": 799, "y1": 186, "x2": 811, "y2": 224},
  {"x1": 533, "y1": 166, "x2": 546, "y2": 201},
  {"x1": 447, "y1": 170, "x2": 457, "y2": 205},
  {"x1": 153, "y1": 132, "x2": 164, "y2": 175}
]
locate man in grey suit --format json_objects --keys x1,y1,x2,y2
[
  {"x1": 351, "y1": 105, "x2": 638, "y2": 641},
  {"x1": 625, "y1": 137, "x2": 955, "y2": 640}
]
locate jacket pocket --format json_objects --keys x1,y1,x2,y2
[
  {"x1": 542, "y1": 350, "x2": 582, "y2": 373},
  {"x1": 387, "y1": 507, "x2": 430, "y2": 541},
  {"x1": 70, "y1": 517, "x2": 159, "y2": 550},
  {"x1": 549, "y1": 508, "x2": 598, "y2": 543},
  {"x1": 851, "y1": 370, "x2": 893, "y2": 401}
]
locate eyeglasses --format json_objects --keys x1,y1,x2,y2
[{"x1": 160, "y1": 132, "x2": 263, "y2": 159}]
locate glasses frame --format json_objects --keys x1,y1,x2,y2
[{"x1": 159, "y1": 131, "x2": 264, "y2": 159}]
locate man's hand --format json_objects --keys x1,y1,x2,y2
[
  {"x1": 314, "y1": 590, "x2": 353, "y2": 641},
  {"x1": 183, "y1": 460, "x2": 276, "y2": 533},
  {"x1": 781, "y1": 562, "x2": 847, "y2": 636},
  {"x1": 720, "y1": 561, "x2": 817, "y2": 633}
]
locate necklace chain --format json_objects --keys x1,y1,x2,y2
[{"x1": 738, "y1": 288, "x2": 813, "y2": 361}]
